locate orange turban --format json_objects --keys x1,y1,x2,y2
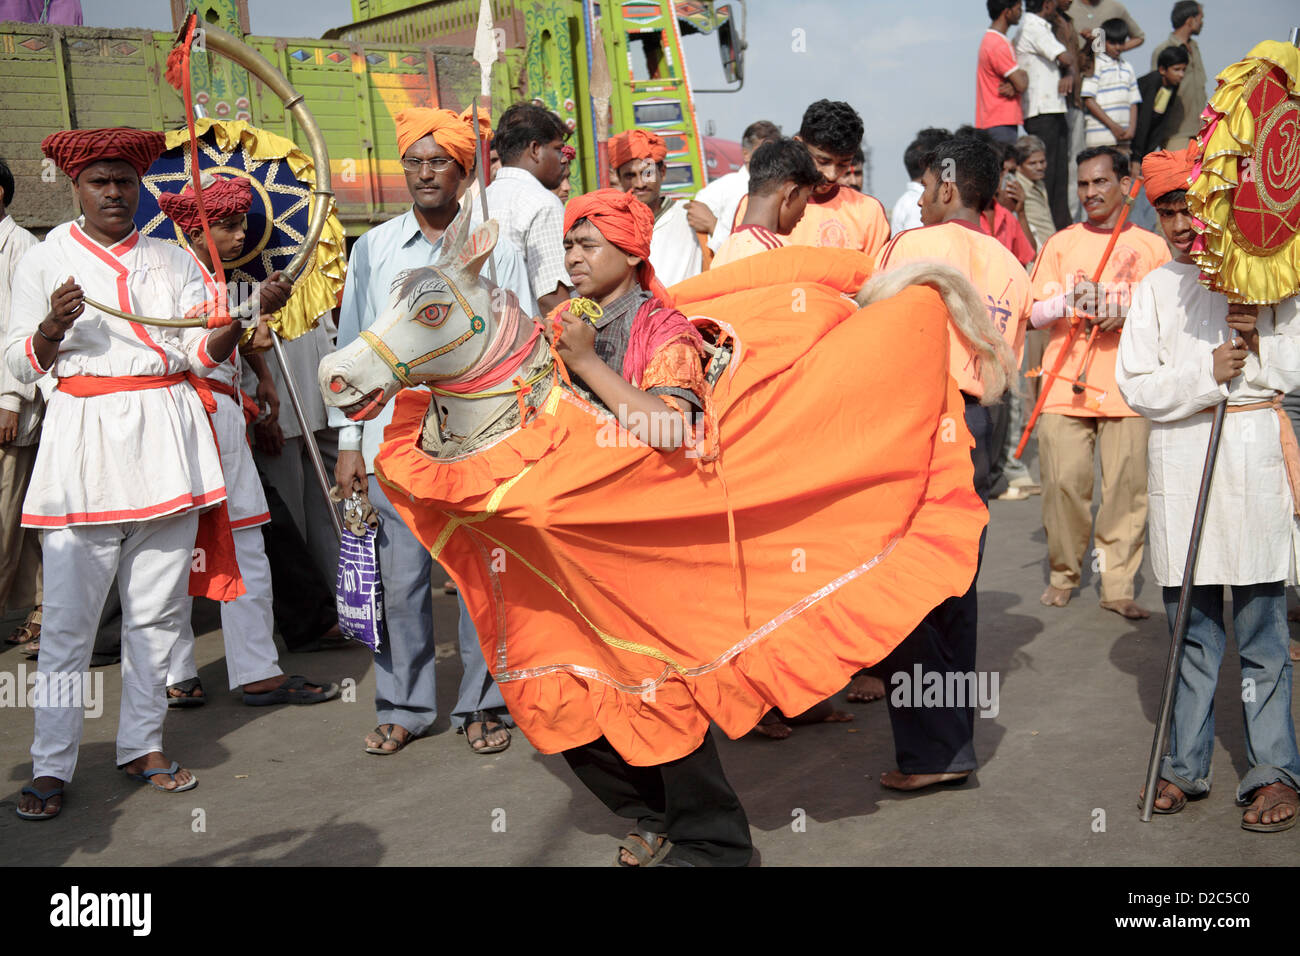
[
  {"x1": 395, "y1": 106, "x2": 490, "y2": 171},
  {"x1": 609, "y1": 129, "x2": 668, "y2": 171},
  {"x1": 41, "y1": 127, "x2": 166, "y2": 181},
  {"x1": 159, "y1": 174, "x2": 252, "y2": 234},
  {"x1": 565, "y1": 188, "x2": 664, "y2": 298},
  {"x1": 1143, "y1": 140, "x2": 1199, "y2": 203}
]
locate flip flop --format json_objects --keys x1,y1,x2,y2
[
  {"x1": 122, "y1": 761, "x2": 198, "y2": 793},
  {"x1": 464, "y1": 710, "x2": 511, "y2": 754},
  {"x1": 16, "y1": 784, "x2": 63, "y2": 821},
  {"x1": 364, "y1": 723, "x2": 416, "y2": 755},
  {"x1": 242, "y1": 674, "x2": 340, "y2": 706},
  {"x1": 167, "y1": 677, "x2": 206, "y2": 708},
  {"x1": 5, "y1": 608, "x2": 40, "y2": 646},
  {"x1": 1137, "y1": 780, "x2": 1187, "y2": 815},
  {"x1": 1241, "y1": 783, "x2": 1299, "y2": 833}
]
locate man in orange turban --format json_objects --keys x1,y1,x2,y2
[
  {"x1": 394, "y1": 107, "x2": 485, "y2": 173},
  {"x1": 547, "y1": 188, "x2": 746, "y2": 866},
  {"x1": 608, "y1": 129, "x2": 702, "y2": 286},
  {"x1": 1117, "y1": 139, "x2": 1300, "y2": 832}
]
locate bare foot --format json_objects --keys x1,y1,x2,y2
[
  {"x1": 1100, "y1": 599, "x2": 1151, "y2": 620},
  {"x1": 17, "y1": 775, "x2": 64, "y2": 818},
  {"x1": 1290, "y1": 642, "x2": 1300, "y2": 663},
  {"x1": 1040, "y1": 586, "x2": 1072, "y2": 607},
  {"x1": 120, "y1": 752, "x2": 194, "y2": 791},
  {"x1": 753, "y1": 711, "x2": 792, "y2": 739},
  {"x1": 1138, "y1": 779, "x2": 1186, "y2": 813},
  {"x1": 880, "y1": 770, "x2": 971, "y2": 791},
  {"x1": 1242, "y1": 782, "x2": 1299, "y2": 831},
  {"x1": 788, "y1": 699, "x2": 855, "y2": 725},
  {"x1": 846, "y1": 674, "x2": 885, "y2": 703}
]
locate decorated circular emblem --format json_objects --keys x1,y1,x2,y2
[
  {"x1": 470, "y1": 315, "x2": 486, "y2": 334},
  {"x1": 1230, "y1": 65, "x2": 1300, "y2": 256}
]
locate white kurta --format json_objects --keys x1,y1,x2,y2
[
  {"x1": 650, "y1": 198, "x2": 703, "y2": 288},
  {"x1": 693, "y1": 166, "x2": 749, "y2": 252},
  {"x1": 188, "y1": 251, "x2": 270, "y2": 529},
  {"x1": 4, "y1": 223, "x2": 227, "y2": 527},
  {"x1": 1116, "y1": 260, "x2": 1300, "y2": 586}
]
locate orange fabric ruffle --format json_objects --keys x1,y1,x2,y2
[{"x1": 376, "y1": 247, "x2": 983, "y2": 765}]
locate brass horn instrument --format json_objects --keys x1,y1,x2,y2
[{"x1": 83, "y1": 21, "x2": 333, "y2": 327}]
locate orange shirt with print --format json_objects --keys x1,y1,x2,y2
[
  {"x1": 1031, "y1": 222, "x2": 1170, "y2": 418},
  {"x1": 875, "y1": 220, "x2": 1032, "y2": 400},
  {"x1": 735, "y1": 186, "x2": 890, "y2": 258},
  {"x1": 711, "y1": 224, "x2": 787, "y2": 268}
]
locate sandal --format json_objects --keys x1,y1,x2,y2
[
  {"x1": 1241, "y1": 782, "x2": 1299, "y2": 833},
  {"x1": 464, "y1": 710, "x2": 511, "y2": 754},
  {"x1": 364, "y1": 723, "x2": 416, "y2": 755},
  {"x1": 242, "y1": 674, "x2": 340, "y2": 706},
  {"x1": 617, "y1": 824, "x2": 672, "y2": 867},
  {"x1": 16, "y1": 783, "x2": 63, "y2": 821},
  {"x1": 120, "y1": 760, "x2": 198, "y2": 793},
  {"x1": 5, "y1": 607, "x2": 40, "y2": 646},
  {"x1": 166, "y1": 677, "x2": 206, "y2": 708},
  {"x1": 1137, "y1": 779, "x2": 1187, "y2": 815}
]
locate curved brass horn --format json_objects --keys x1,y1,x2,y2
[{"x1": 84, "y1": 21, "x2": 334, "y2": 328}]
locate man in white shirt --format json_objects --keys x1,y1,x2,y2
[
  {"x1": 609, "y1": 129, "x2": 702, "y2": 287},
  {"x1": 7, "y1": 127, "x2": 261, "y2": 819},
  {"x1": 476, "y1": 103, "x2": 571, "y2": 316},
  {"x1": 1116, "y1": 145, "x2": 1300, "y2": 832},
  {"x1": 1016, "y1": 0, "x2": 1076, "y2": 229},
  {"x1": 0, "y1": 157, "x2": 42, "y2": 650},
  {"x1": 685, "y1": 119, "x2": 780, "y2": 253},
  {"x1": 889, "y1": 128, "x2": 951, "y2": 235}
]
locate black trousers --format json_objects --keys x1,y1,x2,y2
[
  {"x1": 1024, "y1": 111, "x2": 1072, "y2": 230},
  {"x1": 562, "y1": 729, "x2": 753, "y2": 866},
  {"x1": 258, "y1": 471, "x2": 338, "y2": 650},
  {"x1": 879, "y1": 397, "x2": 989, "y2": 774}
]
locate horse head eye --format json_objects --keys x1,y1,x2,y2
[{"x1": 414, "y1": 302, "x2": 451, "y2": 329}]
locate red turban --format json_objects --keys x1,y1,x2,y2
[
  {"x1": 609, "y1": 129, "x2": 668, "y2": 171},
  {"x1": 41, "y1": 127, "x2": 166, "y2": 181},
  {"x1": 395, "y1": 107, "x2": 489, "y2": 171},
  {"x1": 564, "y1": 188, "x2": 664, "y2": 298},
  {"x1": 1143, "y1": 140, "x2": 1199, "y2": 203},
  {"x1": 159, "y1": 174, "x2": 252, "y2": 234}
]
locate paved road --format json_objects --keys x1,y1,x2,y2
[{"x1": 3, "y1": 474, "x2": 1298, "y2": 865}]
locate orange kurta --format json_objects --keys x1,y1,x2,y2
[
  {"x1": 736, "y1": 188, "x2": 890, "y2": 258},
  {"x1": 875, "y1": 220, "x2": 1032, "y2": 400},
  {"x1": 377, "y1": 246, "x2": 987, "y2": 765},
  {"x1": 1030, "y1": 222, "x2": 1170, "y2": 417}
]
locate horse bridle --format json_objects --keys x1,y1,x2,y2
[{"x1": 358, "y1": 265, "x2": 489, "y2": 388}]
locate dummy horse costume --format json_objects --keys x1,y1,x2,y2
[{"x1": 319, "y1": 210, "x2": 1001, "y2": 765}]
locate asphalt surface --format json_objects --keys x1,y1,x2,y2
[{"x1": 3, "y1": 453, "x2": 1299, "y2": 866}]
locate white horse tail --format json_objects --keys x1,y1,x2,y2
[{"x1": 854, "y1": 260, "x2": 1017, "y2": 406}]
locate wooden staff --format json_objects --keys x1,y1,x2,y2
[{"x1": 1014, "y1": 175, "x2": 1144, "y2": 458}]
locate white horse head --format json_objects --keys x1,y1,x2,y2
[{"x1": 319, "y1": 211, "x2": 503, "y2": 421}]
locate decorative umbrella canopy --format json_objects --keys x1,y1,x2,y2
[
  {"x1": 136, "y1": 118, "x2": 346, "y2": 340},
  {"x1": 1189, "y1": 41, "x2": 1300, "y2": 305}
]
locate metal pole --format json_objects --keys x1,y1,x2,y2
[
  {"x1": 269, "y1": 330, "x2": 344, "y2": 541},
  {"x1": 470, "y1": 98, "x2": 499, "y2": 287}
]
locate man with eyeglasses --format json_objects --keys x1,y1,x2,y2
[{"x1": 330, "y1": 107, "x2": 537, "y2": 758}]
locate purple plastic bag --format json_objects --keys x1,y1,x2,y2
[{"x1": 336, "y1": 522, "x2": 384, "y2": 652}]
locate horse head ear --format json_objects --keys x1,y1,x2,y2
[
  {"x1": 454, "y1": 219, "x2": 499, "y2": 280},
  {"x1": 435, "y1": 206, "x2": 473, "y2": 269}
]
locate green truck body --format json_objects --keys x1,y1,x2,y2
[{"x1": 0, "y1": 0, "x2": 741, "y2": 237}]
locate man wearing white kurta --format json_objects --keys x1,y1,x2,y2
[
  {"x1": 610, "y1": 129, "x2": 702, "y2": 288},
  {"x1": 5, "y1": 128, "x2": 251, "y2": 818},
  {"x1": 1116, "y1": 146, "x2": 1300, "y2": 831}
]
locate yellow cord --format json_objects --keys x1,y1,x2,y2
[{"x1": 566, "y1": 297, "x2": 604, "y2": 325}]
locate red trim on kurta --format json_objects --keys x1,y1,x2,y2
[
  {"x1": 229, "y1": 512, "x2": 271, "y2": 530},
  {"x1": 25, "y1": 336, "x2": 49, "y2": 374},
  {"x1": 23, "y1": 486, "x2": 227, "y2": 528},
  {"x1": 69, "y1": 223, "x2": 171, "y2": 367},
  {"x1": 197, "y1": 332, "x2": 221, "y2": 368}
]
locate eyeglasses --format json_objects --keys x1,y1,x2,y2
[{"x1": 401, "y1": 156, "x2": 458, "y2": 173}]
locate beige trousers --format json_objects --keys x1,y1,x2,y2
[
  {"x1": 0, "y1": 443, "x2": 42, "y2": 611},
  {"x1": 1039, "y1": 412, "x2": 1149, "y2": 601}
]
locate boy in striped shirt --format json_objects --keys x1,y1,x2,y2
[
  {"x1": 710, "y1": 138, "x2": 821, "y2": 269},
  {"x1": 1081, "y1": 18, "x2": 1142, "y2": 150}
]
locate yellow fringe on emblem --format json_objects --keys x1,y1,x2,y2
[
  {"x1": 1187, "y1": 41, "x2": 1300, "y2": 305},
  {"x1": 163, "y1": 119, "x2": 346, "y2": 342}
]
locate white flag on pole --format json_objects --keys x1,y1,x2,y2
[{"x1": 473, "y1": 0, "x2": 498, "y2": 98}]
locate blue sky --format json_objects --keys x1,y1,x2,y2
[{"x1": 95, "y1": 0, "x2": 1297, "y2": 206}]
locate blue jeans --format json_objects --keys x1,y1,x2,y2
[{"x1": 1160, "y1": 582, "x2": 1300, "y2": 802}]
